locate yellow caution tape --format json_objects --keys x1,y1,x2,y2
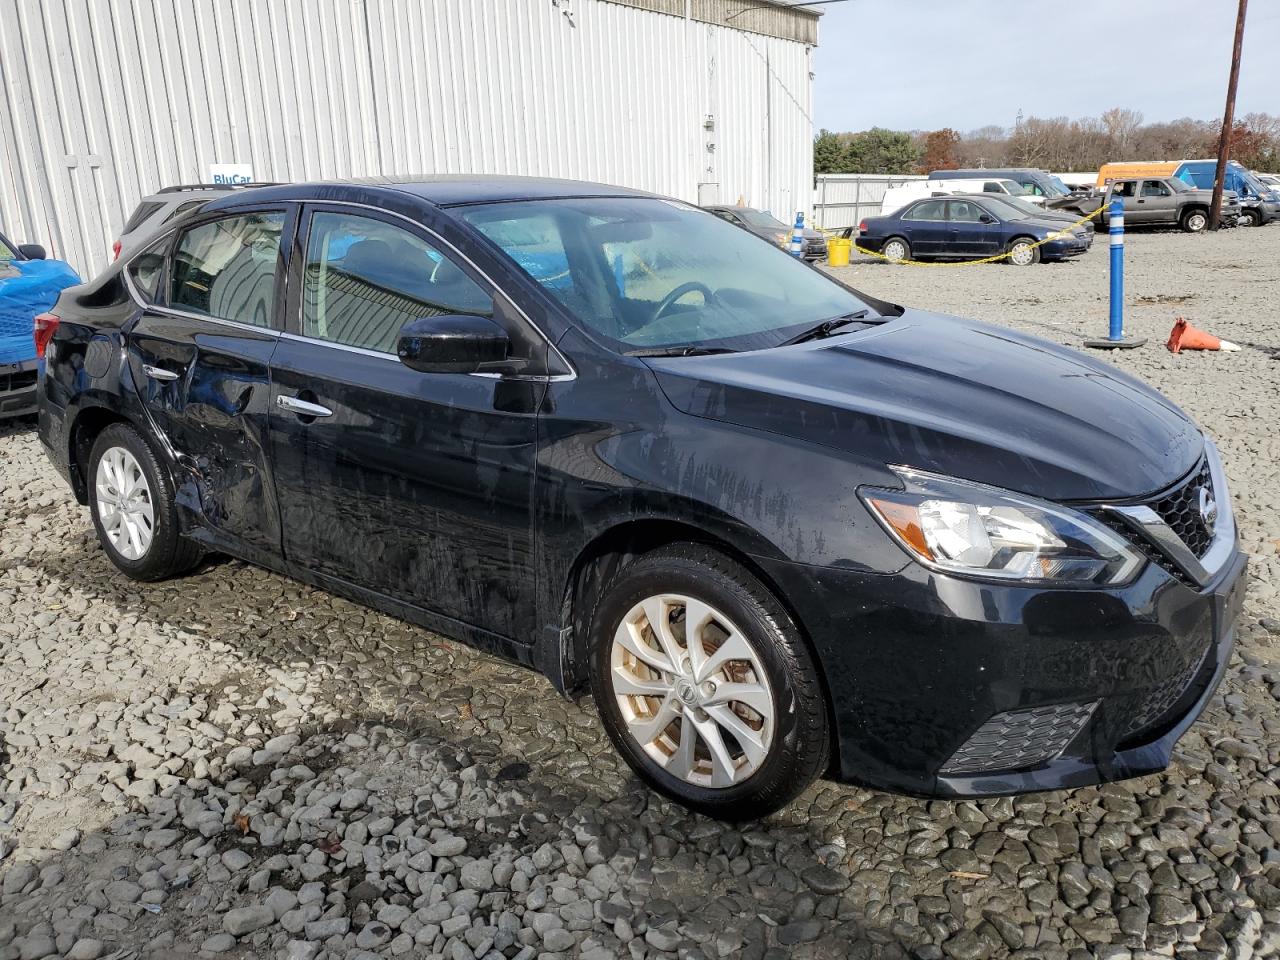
[{"x1": 815, "y1": 203, "x2": 1108, "y2": 267}]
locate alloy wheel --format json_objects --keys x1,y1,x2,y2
[
  {"x1": 94, "y1": 446, "x2": 155, "y2": 560},
  {"x1": 609, "y1": 593, "x2": 776, "y2": 789}
]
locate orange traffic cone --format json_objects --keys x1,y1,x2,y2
[{"x1": 1166, "y1": 317, "x2": 1240, "y2": 354}]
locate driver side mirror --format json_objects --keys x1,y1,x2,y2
[
  {"x1": 18, "y1": 244, "x2": 46, "y2": 260},
  {"x1": 978, "y1": 214, "x2": 996, "y2": 224},
  {"x1": 397, "y1": 314, "x2": 511, "y2": 374}
]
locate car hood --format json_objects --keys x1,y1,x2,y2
[{"x1": 648, "y1": 310, "x2": 1202, "y2": 501}]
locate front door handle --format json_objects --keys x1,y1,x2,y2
[
  {"x1": 276, "y1": 394, "x2": 333, "y2": 418},
  {"x1": 142, "y1": 364, "x2": 181, "y2": 382}
]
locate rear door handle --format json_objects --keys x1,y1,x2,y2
[
  {"x1": 276, "y1": 394, "x2": 333, "y2": 418},
  {"x1": 142, "y1": 364, "x2": 181, "y2": 382}
]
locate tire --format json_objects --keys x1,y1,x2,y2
[
  {"x1": 88, "y1": 422, "x2": 202, "y2": 581},
  {"x1": 881, "y1": 237, "x2": 910, "y2": 263},
  {"x1": 587, "y1": 544, "x2": 830, "y2": 820},
  {"x1": 1181, "y1": 208, "x2": 1209, "y2": 233},
  {"x1": 1238, "y1": 209, "x2": 1259, "y2": 228},
  {"x1": 1006, "y1": 237, "x2": 1040, "y2": 266}
]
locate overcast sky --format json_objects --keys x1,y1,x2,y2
[{"x1": 812, "y1": 0, "x2": 1280, "y2": 133}]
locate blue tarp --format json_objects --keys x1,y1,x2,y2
[{"x1": 0, "y1": 258, "x2": 80, "y2": 365}]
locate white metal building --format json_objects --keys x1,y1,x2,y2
[{"x1": 0, "y1": 0, "x2": 820, "y2": 278}]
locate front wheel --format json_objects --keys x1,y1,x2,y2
[
  {"x1": 1006, "y1": 238, "x2": 1041, "y2": 266},
  {"x1": 588, "y1": 545, "x2": 830, "y2": 820},
  {"x1": 1181, "y1": 209, "x2": 1209, "y2": 233},
  {"x1": 1238, "y1": 209, "x2": 1259, "y2": 228}
]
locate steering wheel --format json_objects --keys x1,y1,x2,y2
[{"x1": 651, "y1": 281, "x2": 719, "y2": 324}]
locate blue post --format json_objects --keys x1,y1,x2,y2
[
  {"x1": 789, "y1": 212, "x2": 805, "y2": 258},
  {"x1": 1108, "y1": 198, "x2": 1124, "y2": 340},
  {"x1": 1085, "y1": 198, "x2": 1145, "y2": 349}
]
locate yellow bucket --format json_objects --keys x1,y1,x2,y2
[{"x1": 826, "y1": 237, "x2": 852, "y2": 267}]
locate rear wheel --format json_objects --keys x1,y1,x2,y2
[
  {"x1": 881, "y1": 237, "x2": 910, "y2": 263},
  {"x1": 88, "y1": 422, "x2": 202, "y2": 581},
  {"x1": 588, "y1": 544, "x2": 829, "y2": 820},
  {"x1": 1006, "y1": 237, "x2": 1040, "y2": 266},
  {"x1": 1181, "y1": 208, "x2": 1209, "y2": 233}
]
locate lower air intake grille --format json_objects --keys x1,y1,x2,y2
[{"x1": 941, "y1": 701, "x2": 1098, "y2": 776}]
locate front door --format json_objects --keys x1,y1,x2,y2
[
  {"x1": 267, "y1": 206, "x2": 541, "y2": 641},
  {"x1": 1137, "y1": 179, "x2": 1176, "y2": 224},
  {"x1": 125, "y1": 208, "x2": 291, "y2": 554},
  {"x1": 946, "y1": 199, "x2": 1002, "y2": 256}
]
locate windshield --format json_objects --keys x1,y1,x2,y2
[
  {"x1": 1048, "y1": 176, "x2": 1071, "y2": 195},
  {"x1": 735, "y1": 208, "x2": 789, "y2": 231},
  {"x1": 458, "y1": 198, "x2": 870, "y2": 353},
  {"x1": 1167, "y1": 177, "x2": 1191, "y2": 193}
]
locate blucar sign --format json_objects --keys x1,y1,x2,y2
[{"x1": 209, "y1": 163, "x2": 254, "y2": 186}]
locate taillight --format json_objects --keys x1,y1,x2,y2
[
  {"x1": 112, "y1": 239, "x2": 122, "y2": 261},
  {"x1": 33, "y1": 312, "x2": 59, "y2": 359},
  {"x1": 857, "y1": 220, "x2": 867, "y2": 234}
]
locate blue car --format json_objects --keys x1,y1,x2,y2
[
  {"x1": 0, "y1": 230, "x2": 80, "y2": 419},
  {"x1": 1173, "y1": 160, "x2": 1279, "y2": 227},
  {"x1": 856, "y1": 195, "x2": 1092, "y2": 266}
]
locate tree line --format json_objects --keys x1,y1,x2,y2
[{"x1": 814, "y1": 110, "x2": 1280, "y2": 176}]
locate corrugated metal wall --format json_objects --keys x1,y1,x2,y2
[
  {"x1": 812, "y1": 174, "x2": 926, "y2": 230},
  {"x1": 0, "y1": 0, "x2": 815, "y2": 279}
]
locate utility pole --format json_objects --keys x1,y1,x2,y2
[{"x1": 1210, "y1": 0, "x2": 1248, "y2": 230}]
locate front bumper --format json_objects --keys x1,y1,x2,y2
[
  {"x1": 758, "y1": 545, "x2": 1246, "y2": 797},
  {"x1": 0, "y1": 358, "x2": 38, "y2": 419},
  {"x1": 1042, "y1": 237, "x2": 1090, "y2": 259}
]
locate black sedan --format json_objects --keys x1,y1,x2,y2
[
  {"x1": 858, "y1": 194, "x2": 1092, "y2": 265},
  {"x1": 702, "y1": 204, "x2": 827, "y2": 260},
  {"x1": 37, "y1": 177, "x2": 1243, "y2": 818}
]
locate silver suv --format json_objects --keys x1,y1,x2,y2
[{"x1": 111, "y1": 183, "x2": 277, "y2": 262}]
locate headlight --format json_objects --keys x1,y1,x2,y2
[{"x1": 860, "y1": 467, "x2": 1144, "y2": 585}]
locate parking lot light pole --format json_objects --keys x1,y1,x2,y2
[{"x1": 1085, "y1": 199, "x2": 1146, "y2": 350}]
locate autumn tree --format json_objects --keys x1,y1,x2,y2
[{"x1": 918, "y1": 128, "x2": 961, "y2": 173}]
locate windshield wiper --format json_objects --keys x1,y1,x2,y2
[
  {"x1": 779, "y1": 309, "x2": 877, "y2": 346},
  {"x1": 625, "y1": 346, "x2": 738, "y2": 358}
]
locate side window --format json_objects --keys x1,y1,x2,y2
[
  {"x1": 947, "y1": 200, "x2": 985, "y2": 222},
  {"x1": 127, "y1": 240, "x2": 167, "y2": 302},
  {"x1": 0, "y1": 235, "x2": 14, "y2": 261},
  {"x1": 1141, "y1": 180, "x2": 1170, "y2": 197},
  {"x1": 302, "y1": 212, "x2": 492, "y2": 353},
  {"x1": 983, "y1": 182, "x2": 1002, "y2": 193},
  {"x1": 903, "y1": 199, "x2": 946, "y2": 220},
  {"x1": 170, "y1": 213, "x2": 284, "y2": 326},
  {"x1": 1113, "y1": 181, "x2": 1137, "y2": 198},
  {"x1": 1022, "y1": 182, "x2": 1045, "y2": 196}
]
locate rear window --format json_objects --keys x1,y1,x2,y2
[
  {"x1": 164, "y1": 199, "x2": 210, "y2": 223},
  {"x1": 122, "y1": 201, "x2": 165, "y2": 235},
  {"x1": 169, "y1": 212, "x2": 285, "y2": 326}
]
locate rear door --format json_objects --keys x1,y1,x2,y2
[
  {"x1": 1110, "y1": 180, "x2": 1143, "y2": 222},
  {"x1": 125, "y1": 207, "x2": 292, "y2": 554},
  {"x1": 899, "y1": 199, "x2": 949, "y2": 254},
  {"x1": 266, "y1": 204, "x2": 542, "y2": 641}
]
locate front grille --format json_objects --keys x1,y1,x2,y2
[
  {"x1": 1151, "y1": 460, "x2": 1214, "y2": 557},
  {"x1": 940, "y1": 701, "x2": 1097, "y2": 775},
  {"x1": 1092, "y1": 457, "x2": 1217, "y2": 585},
  {"x1": 1121, "y1": 643, "x2": 1211, "y2": 740},
  {"x1": 0, "y1": 369, "x2": 37, "y2": 394}
]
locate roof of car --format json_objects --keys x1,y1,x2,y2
[{"x1": 209, "y1": 175, "x2": 657, "y2": 209}]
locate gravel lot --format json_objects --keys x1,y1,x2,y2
[{"x1": 2, "y1": 226, "x2": 1279, "y2": 960}]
